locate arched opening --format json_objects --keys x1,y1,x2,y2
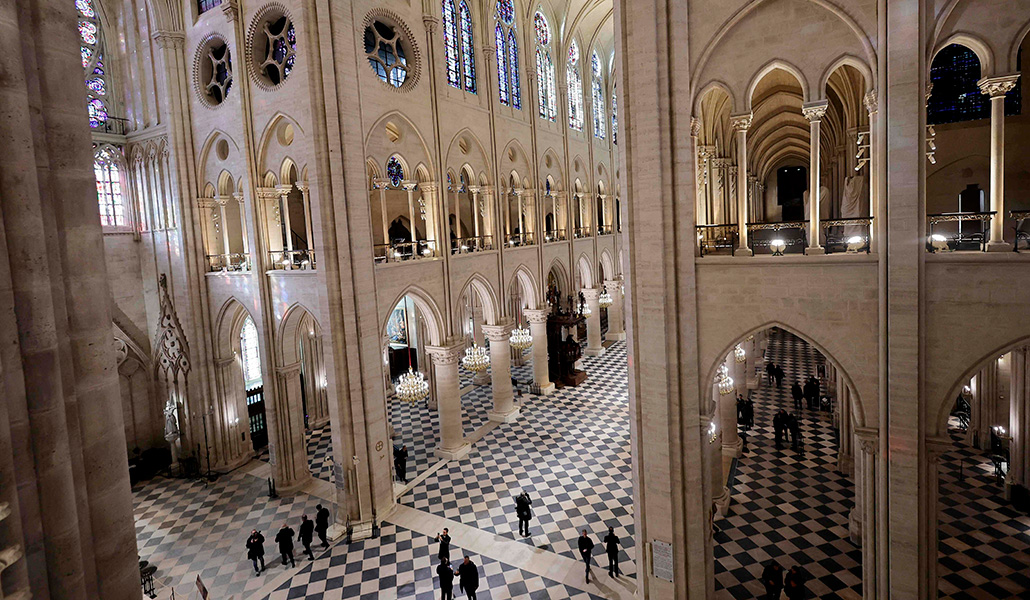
[
  {"x1": 934, "y1": 345, "x2": 1030, "y2": 599},
  {"x1": 711, "y1": 326, "x2": 865, "y2": 599},
  {"x1": 546, "y1": 260, "x2": 569, "y2": 309},
  {"x1": 240, "y1": 315, "x2": 267, "y2": 451},
  {"x1": 371, "y1": 155, "x2": 437, "y2": 263},
  {"x1": 269, "y1": 161, "x2": 315, "y2": 270}
]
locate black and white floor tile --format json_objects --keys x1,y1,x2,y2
[
  {"x1": 401, "y1": 342, "x2": 636, "y2": 578},
  {"x1": 714, "y1": 329, "x2": 863, "y2": 600}
]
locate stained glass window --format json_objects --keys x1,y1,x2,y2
[
  {"x1": 94, "y1": 147, "x2": 125, "y2": 227},
  {"x1": 567, "y1": 40, "x2": 583, "y2": 131},
  {"x1": 591, "y1": 51, "x2": 606, "y2": 139},
  {"x1": 459, "y1": 1, "x2": 476, "y2": 93},
  {"x1": 534, "y1": 12, "x2": 549, "y2": 45},
  {"x1": 364, "y1": 21, "x2": 408, "y2": 87},
  {"x1": 442, "y1": 0, "x2": 461, "y2": 88},
  {"x1": 496, "y1": 24, "x2": 509, "y2": 105},
  {"x1": 78, "y1": 0, "x2": 108, "y2": 130},
  {"x1": 534, "y1": 12, "x2": 556, "y2": 121},
  {"x1": 612, "y1": 85, "x2": 618, "y2": 145},
  {"x1": 509, "y1": 30, "x2": 521, "y2": 109},
  {"x1": 198, "y1": 0, "x2": 222, "y2": 14},
  {"x1": 928, "y1": 44, "x2": 1020, "y2": 125},
  {"x1": 240, "y1": 316, "x2": 262, "y2": 389},
  {"x1": 497, "y1": 0, "x2": 514, "y2": 24},
  {"x1": 387, "y1": 157, "x2": 404, "y2": 187}
]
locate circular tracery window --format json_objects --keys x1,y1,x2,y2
[
  {"x1": 248, "y1": 6, "x2": 297, "y2": 89},
  {"x1": 364, "y1": 21, "x2": 408, "y2": 88},
  {"x1": 195, "y1": 36, "x2": 233, "y2": 107}
]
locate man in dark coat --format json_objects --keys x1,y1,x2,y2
[
  {"x1": 455, "y1": 556, "x2": 479, "y2": 600},
  {"x1": 765, "y1": 361, "x2": 775, "y2": 385},
  {"x1": 761, "y1": 561, "x2": 784, "y2": 600},
  {"x1": 299, "y1": 515, "x2": 315, "y2": 560},
  {"x1": 791, "y1": 381, "x2": 804, "y2": 410},
  {"x1": 246, "y1": 529, "x2": 265, "y2": 575},
  {"x1": 436, "y1": 557, "x2": 454, "y2": 600},
  {"x1": 774, "y1": 364, "x2": 784, "y2": 387},
  {"x1": 789, "y1": 414, "x2": 803, "y2": 455},
  {"x1": 436, "y1": 528, "x2": 452, "y2": 562},
  {"x1": 745, "y1": 398, "x2": 755, "y2": 430},
  {"x1": 578, "y1": 530, "x2": 595, "y2": 582},
  {"x1": 784, "y1": 565, "x2": 807, "y2": 599},
  {"x1": 603, "y1": 526, "x2": 621, "y2": 577},
  {"x1": 394, "y1": 444, "x2": 409, "y2": 483},
  {"x1": 314, "y1": 504, "x2": 330, "y2": 548},
  {"x1": 274, "y1": 523, "x2": 296, "y2": 567},
  {"x1": 773, "y1": 410, "x2": 786, "y2": 449},
  {"x1": 515, "y1": 491, "x2": 532, "y2": 537}
]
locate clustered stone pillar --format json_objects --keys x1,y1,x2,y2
[
  {"x1": 706, "y1": 410, "x2": 730, "y2": 517},
  {"x1": 854, "y1": 428, "x2": 881, "y2": 599},
  {"x1": 604, "y1": 279, "x2": 625, "y2": 341},
  {"x1": 273, "y1": 363, "x2": 311, "y2": 492},
  {"x1": 1009, "y1": 347, "x2": 1030, "y2": 494},
  {"x1": 483, "y1": 323, "x2": 519, "y2": 423},
  {"x1": 721, "y1": 356, "x2": 742, "y2": 459},
  {"x1": 803, "y1": 100, "x2": 829, "y2": 253},
  {"x1": 967, "y1": 360, "x2": 1000, "y2": 451},
  {"x1": 731, "y1": 113, "x2": 753, "y2": 256},
  {"x1": 837, "y1": 382, "x2": 855, "y2": 475},
  {"x1": 977, "y1": 74, "x2": 1020, "y2": 251},
  {"x1": 214, "y1": 355, "x2": 251, "y2": 468},
  {"x1": 427, "y1": 342, "x2": 471, "y2": 460},
  {"x1": 582, "y1": 288, "x2": 604, "y2": 356},
  {"x1": 524, "y1": 309, "x2": 555, "y2": 395},
  {"x1": 471, "y1": 307, "x2": 490, "y2": 386}
]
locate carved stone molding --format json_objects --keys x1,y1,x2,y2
[
  {"x1": 977, "y1": 74, "x2": 1020, "y2": 99},
  {"x1": 730, "y1": 113, "x2": 753, "y2": 132},
  {"x1": 802, "y1": 100, "x2": 829, "y2": 122}
]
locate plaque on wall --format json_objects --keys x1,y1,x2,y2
[{"x1": 652, "y1": 539, "x2": 674, "y2": 582}]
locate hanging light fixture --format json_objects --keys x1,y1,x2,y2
[
  {"x1": 734, "y1": 344, "x2": 746, "y2": 363},
  {"x1": 599, "y1": 287, "x2": 613, "y2": 309},
  {"x1": 716, "y1": 363, "x2": 734, "y2": 395},
  {"x1": 462, "y1": 344, "x2": 490, "y2": 372},
  {"x1": 396, "y1": 367, "x2": 429, "y2": 402},
  {"x1": 510, "y1": 325, "x2": 533, "y2": 350},
  {"x1": 580, "y1": 302, "x2": 593, "y2": 318}
]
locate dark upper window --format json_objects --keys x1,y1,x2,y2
[
  {"x1": 928, "y1": 44, "x2": 1020, "y2": 125},
  {"x1": 198, "y1": 0, "x2": 222, "y2": 14}
]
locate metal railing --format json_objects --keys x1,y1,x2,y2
[
  {"x1": 504, "y1": 232, "x2": 536, "y2": 247},
  {"x1": 926, "y1": 211, "x2": 994, "y2": 252},
  {"x1": 821, "y1": 217, "x2": 874, "y2": 254},
  {"x1": 543, "y1": 229, "x2": 568, "y2": 243},
  {"x1": 93, "y1": 116, "x2": 130, "y2": 136},
  {"x1": 573, "y1": 227, "x2": 592, "y2": 239},
  {"x1": 696, "y1": 224, "x2": 739, "y2": 257},
  {"x1": 206, "y1": 253, "x2": 251, "y2": 272},
  {"x1": 1011, "y1": 210, "x2": 1030, "y2": 252},
  {"x1": 452, "y1": 235, "x2": 494, "y2": 255},
  {"x1": 374, "y1": 240, "x2": 438, "y2": 264},
  {"x1": 597, "y1": 224, "x2": 615, "y2": 236},
  {"x1": 746, "y1": 221, "x2": 808, "y2": 255},
  {"x1": 268, "y1": 249, "x2": 317, "y2": 270}
]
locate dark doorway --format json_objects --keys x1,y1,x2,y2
[
  {"x1": 247, "y1": 385, "x2": 267, "y2": 451},
  {"x1": 778, "y1": 166, "x2": 807, "y2": 221}
]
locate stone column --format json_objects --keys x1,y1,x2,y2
[
  {"x1": 470, "y1": 307, "x2": 490, "y2": 386},
  {"x1": 968, "y1": 362, "x2": 999, "y2": 450},
  {"x1": 855, "y1": 428, "x2": 880, "y2": 599},
  {"x1": 426, "y1": 342, "x2": 471, "y2": 460},
  {"x1": 978, "y1": 74, "x2": 1020, "y2": 251},
  {"x1": 402, "y1": 180, "x2": 419, "y2": 245},
  {"x1": 276, "y1": 184, "x2": 296, "y2": 261},
  {"x1": 1009, "y1": 347, "x2": 1030, "y2": 491},
  {"x1": 731, "y1": 113, "x2": 753, "y2": 255},
  {"x1": 745, "y1": 335, "x2": 760, "y2": 389},
  {"x1": 483, "y1": 323, "x2": 519, "y2": 423},
  {"x1": 582, "y1": 288, "x2": 604, "y2": 356},
  {"x1": 214, "y1": 355, "x2": 250, "y2": 468},
  {"x1": 296, "y1": 182, "x2": 314, "y2": 254},
  {"x1": 374, "y1": 178, "x2": 391, "y2": 253},
  {"x1": 604, "y1": 279, "x2": 625, "y2": 341},
  {"x1": 524, "y1": 309, "x2": 555, "y2": 395},
  {"x1": 923, "y1": 440, "x2": 951, "y2": 597},
  {"x1": 803, "y1": 100, "x2": 829, "y2": 253},
  {"x1": 864, "y1": 93, "x2": 880, "y2": 253},
  {"x1": 721, "y1": 358, "x2": 742, "y2": 458},
  {"x1": 272, "y1": 362, "x2": 311, "y2": 492},
  {"x1": 838, "y1": 383, "x2": 855, "y2": 475},
  {"x1": 706, "y1": 411, "x2": 730, "y2": 517}
]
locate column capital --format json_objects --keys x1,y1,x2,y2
[
  {"x1": 232, "y1": 191, "x2": 245, "y2": 204},
  {"x1": 730, "y1": 112, "x2": 753, "y2": 131},
  {"x1": 581, "y1": 287, "x2": 599, "y2": 301},
  {"x1": 421, "y1": 181, "x2": 439, "y2": 193},
  {"x1": 425, "y1": 341, "x2": 465, "y2": 365},
  {"x1": 295, "y1": 182, "x2": 309, "y2": 194},
  {"x1": 482, "y1": 322, "x2": 515, "y2": 341},
  {"x1": 802, "y1": 100, "x2": 829, "y2": 122},
  {"x1": 422, "y1": 14, "x2": 439, "y2": 33},
  {"x1": 275, "y1": 184, "x2": 293, "y2": 198},
  {"x1": 221, "y1": 0, "x2": 239, "y2": 22},
  {"x1": 483, "y1": 44, "x2": 497, "y2": 58},
  {"x1": 863, "y1": 90, "x2": 878, "y2": 115},
  {"x1": 466, "y1": 185, "x2": 481, "y2": 195},
  {"x1": 401, "y1": 179, "x2": 419, "y2": 192},
  {"x1": 255, "y1": 186, "x2": 280, "y2": 200},
  {"x1": 977, "y1": 73, "x2": 1020, "y2": 98},
  {"x1": 524, "y1": 308, "x2": 550, "y2": 324},
  {"x1": 603, "y1": 277, "x2": 622, "y2": 288},
  {"x1": 152, "y1": 30, "x2": 185, "y2": 50},
  {"x1": 276, "y1": 362, "x2": 302, "y2": 378},
  {"x1": 478, "y1": 184, "x2": 494, "y2": 195},
  {"x1": 854, "y1": 427, "x2": 878, "y2": 454},
  {"x1": 690, "y1": 115, "x2": 701, "y2": 137},
  {"x1": 373, "y1": 178, "x2": 392, "y2": 190}
]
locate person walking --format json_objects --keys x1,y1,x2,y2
[
  {"x1": 246, "y1": 529, "x2": 266, "y2": 575},
  {"x1": 455, "y1": 556, "x2": 480, "y2": 600},
  {"x1": 761, "y1": 561, "x2": 784, "y2": 600},
  {"x1": 784, "y1": 565, "x2": 807, "y2": 599},
  {"x1": 744, "y1": 398, "x2": 755, "y2": 430},
  {"x1": 578, "y1": 530, "x2": 595, "y2": 583},
  {"x1": 394, "y1": 444, "x2": 409, "y2": 483},
  {"x1": 773, "y1": 410, "x2": 786, "y2": 449},
  {"x1": 765, "y1": 361, "x2": 775, "y2": 385},
  {"x1": 274, "y1": 523, "x2": 296, "y2": 568},
  {"x1": 436, "y1": 528, "x2": 452, "y2": 562},
  {"x1": 299, "y1": 515, "x2": 315, "y2": 560},
  {"x1": 436, "y1": 557, "x2": 454, "y2": 600},
  {"x1": 515, "y1": 491, "x2": 532, "y2": 537},
  {"x1": 791, "y1": 415, "x2": 805, "y2": 457},
  {"x1": 603, "y1": 526, "x2": 621, "y2": 577},
  {"x1": 774, "y1": 364, "x2": 785, "y2": 388},
  {"x1": 791, "y1": 380, "x2": 804, "y2": 410},
  {"x1": 315, "y1": 504, "x2": 330, "y2": 548}
]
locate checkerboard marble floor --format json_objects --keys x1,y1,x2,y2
[
  {"x1": 937, "y1": 420, "x2": 1030, "y2": 599},
  {"x1": 401, "y1": 341, "x2": 636, "y2": 578},
  {"x1": 714, "y1": 329, "x2": 863, "y2": 600}
]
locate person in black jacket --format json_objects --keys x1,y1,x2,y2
[
  {"x1": 436, "y1": 528, "x2": 452, "y2": 562},
  {"x1": 299, "y1": 515, "x2": 314, "y2": 560},
  {"x1": 761, "y1": 561, "x2": 784, "y2": 600},
  {"x1": 603, "y1": 526, "x2": 620, "y2": 577},
  {"x1": 784, "y1": 565, "x2": 807, "y2": 599},
  {"x1": 274, "y1": 523, "x2": 296, "y2": 567},
  {"x1": 515, "y1": 491, "x2": 532, "y2": 537},
  {"x1": 245, "y1": 530, "x2": 265, "y2": 575},
  {"x1": 773, "y1": 410, "x2": 786, "y2": 449},
  {"x1": 578, "y1": 530, "x2": 595, "y2": 583},
  {"x1": 436, "y1": 557, "x2": 454, "y2": 600},
  {"x1": 314, "y1": 504, "x2": 330, "y2": 548},
  {"x1": 394, "y1": 444, "x2": 409, "y2": 483},
  {"x1": 455, "y1": 556, "x2": 479, "y2": 600},
  {"x1": 791, "y1": 381, "x2": 804, "y2": 410}
]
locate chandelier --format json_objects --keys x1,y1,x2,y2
[
  {"x1": 599, "y1": 288, "x2": 613, "y2": 309},
  {"x1": 462, "y1": 344, "x2": 490, "y2": 372},
  {"x1": 734, "y1": 344, "x2": 746, "y2": 363},
  {"x1": 510, "y1": 325, "x2": 533, "y2": 350},
  {"x1": 396, "y1": 367, "x2": 429, "y2": 403},
  {"x1": 716, "y1": 363, "x2": 734, "y2": 395},
  {"x1": 580, "y1": 303, "x2": 593, "y2": 318}
]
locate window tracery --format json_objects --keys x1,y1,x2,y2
[
  {"x1": 495, "y1": 0, "x2": 520, "y2": 109},
  {"x1": 364, "y1": 20, "x2": 409, "y2": 87},
  {"x1": 459, "y1": 1, "x2": 477, "y2": 93},
  {"x1": 77, "y1": 0, "x2": 109, "y2": 129},
  {"x1": 567, "y1": 40, "x2": 583, "y2": 131},
  {"x1": 94, "y1": 146, "x2": 125, "y2": 227},
  {"x1": 534, "y1": 12, "x2": 556, "y2": 121},
  {"x1": 591, "y1": 51, "x2": 605, "y2": 139}
]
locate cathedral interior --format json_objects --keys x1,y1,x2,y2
[{"x1": 0, "y1": 0, "x2": 1029, "y2": 598}]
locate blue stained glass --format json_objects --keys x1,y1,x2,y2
[
  {"x1": 387, "y1": 157, "x2": 404, "y2": 187},
  {"x1": 79, "y1": 20, "x2": 97, "y2": 45},
  {"x1": 509, "y1": 30, "x2": 521, "y2": 109},
  {"x1": 88, "y1": 97, "x2": 107, "y2": 128},
  {"x1": 591, "y1": 52, "x2": 605, "y2": 139},
  {"x1": 459, "y1": 2, "x2": 476, "y2": 93},
  {"x1": 496, "y1": 24, "x2": 508, "y2": 105},
  {"x1": 76, "y1": 0, "x2": 94, "y2": 17},
  {"x1": 86, "y1": 77, "x2": 106, "y2": 95},
  {"x1": 81, "y1": 45, "x2": 93, "y2": 68},
  {"x1": 534, "y1": 12, "x2": 548, "y2": 46},
  {"x1": 442, "y1": 0, "x2": 461, "y2": 88},
  {"x1": 612, "y1": 87, "x2": 618, "y2": 144},
  {"x1": 496, "y1": 0, "x2": 514, "y2": 25}
]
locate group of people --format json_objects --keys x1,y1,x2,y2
[
  {"x1": 577, "y1": 527, "x2": 623, "y2": 583},
  {"x1": 434, "y1": 529, "x2": 480, "y2": 599},
  {"x1": 244, "y1": 504, "x2": 332, "y2": 575},
  {"x1": 762, "y1": 562, "x2": 808, "y2": 599},
  {"x1": 736, "y1": 393, "x2": 755, "y2": 431},
  {"x1": 772, "y1": 409, "x2": 805, "y2": 455},
  {"x1": 790, "y1": 376, "x2": 823, "y2": 411},
  {"x1": 765, "y1": 362, "x2": 785, "y2": 387}
]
